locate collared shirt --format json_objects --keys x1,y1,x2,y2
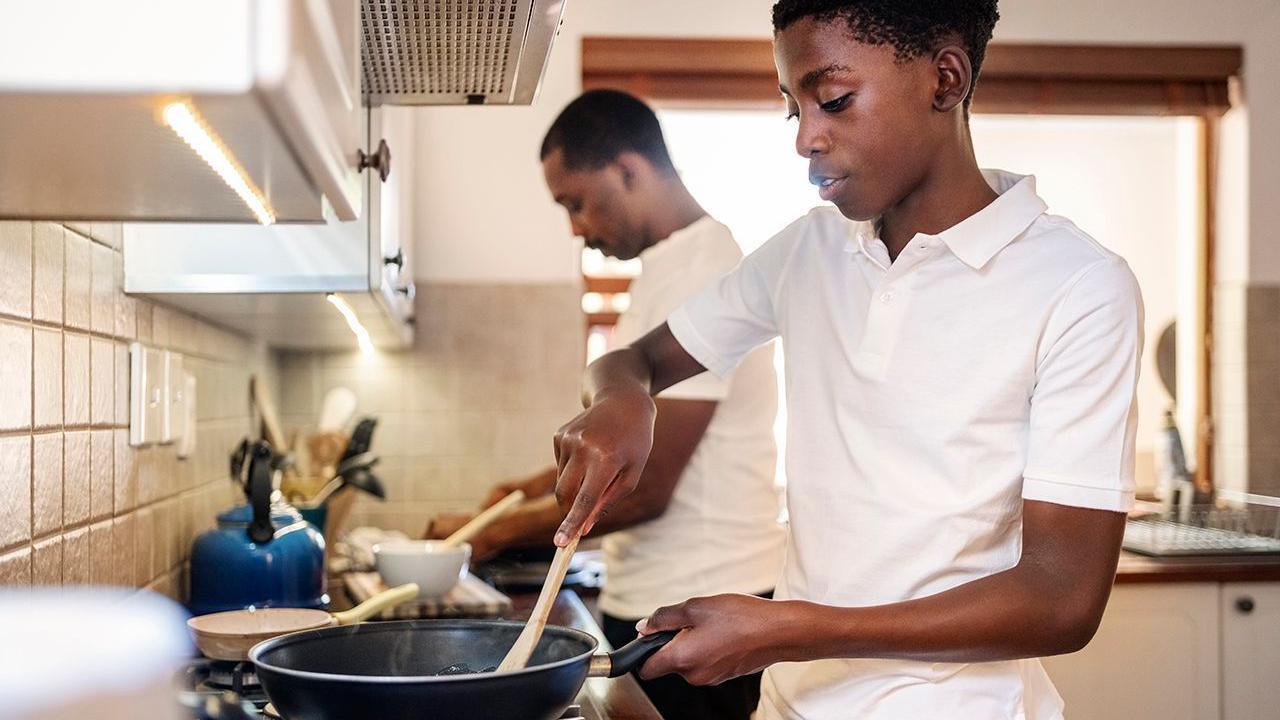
[
  {"x1": 668, "y1": 171, "x2": 1143, "y2": 719},
  {"x1": 601, "y1": 215, "x2": 786, "y2": 620}
]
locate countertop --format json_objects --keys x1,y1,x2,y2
[
  {"x1": 1114, "y1": 550, "x2": 1280, "y2": 584},
  {"x1": 505, "y1": 590, "x2": 662, "y2": 720}
]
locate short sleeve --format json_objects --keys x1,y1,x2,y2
[
  {"x1": 668, "y1": 216, "x2": 803, "y2": 378},
  {"x1": 1022, "y1": 258, "x2": 1144, "y2": 512}
]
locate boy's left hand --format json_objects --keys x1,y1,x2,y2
[{"x1": 636, "y1": 593, "x2": 791, "y2": 686}]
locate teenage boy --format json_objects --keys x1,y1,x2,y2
[
  {"x1": 426, "y1": 89, "x2": 785, "y2": 720},
  {"x1": 546, "y1": 2, "x2": 1143, "y2": 718}
]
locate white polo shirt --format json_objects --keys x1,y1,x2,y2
[
  {"x1": 601, "y1": 215, "x2": 786, "y2": 620},
  {"x1": 668, "y1": 171, "x2": 1143, "y2": 720}
]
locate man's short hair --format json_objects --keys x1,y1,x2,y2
[
  {"x1": 540, "y1": 89, "x2": 677, "y2": 174},
  {"x1": 772, "y1": 1, "x2": 1001, "y2": 107}
]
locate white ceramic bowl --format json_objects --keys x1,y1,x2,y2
[{"x1": 373, "y1": 540, "x2": 471, "y2": 598}]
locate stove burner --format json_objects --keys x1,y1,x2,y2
[{"x1": 206, "y1": 660, "x2": 261, "y2": 693}]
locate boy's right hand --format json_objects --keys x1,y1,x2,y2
[{"x1": 552, "y1": 387, "x2": 657, "y2": 546}]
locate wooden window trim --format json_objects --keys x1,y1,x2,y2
[
  {"x1": 582, "y1": 37, "x2": 1242, "y2": 116},
  {"x1": 580, "y1": 36, "x2": 1233, "y2": 489}
]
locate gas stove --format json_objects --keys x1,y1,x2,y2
[{"x1": 177, "y1": 657, "x2": 587, "y2": 720}]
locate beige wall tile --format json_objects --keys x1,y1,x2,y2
[
  {"x1": 88, "y1": 520, "x2": 111, "y2": 585},
  {"x1": 64, "y1": 229, "x2": 92, "y2": 330},
  {"x1": 112, "y1": 513, "x2": 134, "y2": 586},
  {"x1": 64, "y1": 332, "x2": 90, "y2": 426},
  {"x1": 113, "y1": 429, "x2": 135, "y2": 514},
  {"x1": 90, "y1": 243, "x2": 115, "y2": 335},
  {"x1": 135, "y1": 507, "x2": 154, "y2": 587},
  {"x1": 64, "y1": 222, "x2": 92, "y2": 238},
  {"x1": 0, "y1": 435, "x2": 31, "y2": 550},
  {"x1": 152, "y1": 305, "x2": 171, "y2": 347},
  {"x1": 135, "y1": 299, "x2": 153, "y2": 343},
  {"x1": 33, "y1": 328, "x2": 62, "y2": 429},
  {"x1": 136, "y1": 449, "x2": 160, "y2": 506},
  {"x1": 115, "y1": 283, "x2": 136, "y2": 340},
  {"x1": 90, "y1": 337, "x2": 113, "y2": 426},
  {"x1": 0, "y1": 547, "x2": 31, "y2": 586},
  {"x1": 89, "y1": 223, "x2": 122, "y2": 250},
  {"x1": 33, "y1": 223, "x2": 64, "y2": 324},
  {"x1": 0, "y1": 321, "x2": 32, "y2": 431},
  {"x1": 90, "y1": 430, "x2": 113, "y2": 521},
  {"x1": 114, "y1": 341, "x2": 129, "y2": 425},
  {"x1": 32, "y1": 433, "x2": 63, "y2": 538},
  {"x1": 0, "y1": 221, "x2": 32, "y2": 319},
  {"x1": 62, "y1": 527, "x2": 88, "y2": 585},
  {"x1": 32, "y1": 536, "x2": 61, "y2": 586},
  {"x1": 63, "y1": 431, "x2": 90, "y2": 526}
]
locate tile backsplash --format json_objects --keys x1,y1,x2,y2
[
  {"x1": 0, "y1": 222, "x2": 272, "y2": 599},
  {"x1": 277, "y1": 283, "x2": 585, "y2": 537}
]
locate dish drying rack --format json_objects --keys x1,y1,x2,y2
[{"x1": 1124, "y1": 496, "x2": 1280, "y2": 557}]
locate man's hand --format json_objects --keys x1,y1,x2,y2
[
  {"x1": 552, "y1": 386, "x2": 657, "y2": 544},
  {"x1": 636, "y1": 594, "x2": 793, "y2": 686},
  {"x1": 422, "y1": 512, "x2": 499, "y2": 561},
  {"x1": 481, "y1": 468, "x2": 558, "y2": 509}
]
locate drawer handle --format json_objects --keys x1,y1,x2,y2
[{"x1": 1236, "y1": 596, "x2": 1255, "y2": 614}]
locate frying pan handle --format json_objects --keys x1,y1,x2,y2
[{"x1": 592, "y1": 630, "x2": 680, "y2": 678}]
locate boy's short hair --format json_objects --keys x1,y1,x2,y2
[
  {"x1": 539, "y1": 89, "x2": 677, "y2": 174},
  {"x1": 771, "y1": 1, "x2": 1001, "y2": 107}
]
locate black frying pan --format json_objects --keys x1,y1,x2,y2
[{"x1": 249, "y1": 619, "x2": 676, "y2": 720}]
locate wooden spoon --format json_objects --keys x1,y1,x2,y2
[
  {"x1": 496, "y1": 527, "x2": 581, "y2": 672},
  {"x1": 439, "y1": 490, "x2": 527, "y2": 549}
]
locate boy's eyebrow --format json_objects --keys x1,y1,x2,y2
[{"x1": 779, "y1": 63, "x2": 855, "y2": 96}]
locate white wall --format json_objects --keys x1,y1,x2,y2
[{"x1": 409, "y1": 0, "x2": 1277, "y2": 285}]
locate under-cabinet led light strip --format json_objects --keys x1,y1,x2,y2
[
  {"x1": 326, "y1": 293, "x2": 376, "y2": 356},
  {"x1": 162, "y1": 100, "x2": 276, "y2": 225}
]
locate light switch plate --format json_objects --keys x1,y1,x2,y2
[
  {"x1": 161, "y1": 351, "x2": 185, "y2": 444},
  {"x1": 177, "y1": 371, "x2": 197, "y2": 459},
  {"x1": 129, "y1": 343, "x2": 164, "y2": 447}
]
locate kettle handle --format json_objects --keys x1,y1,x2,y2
[{"x1": 247, "y1": 442, "x2": 274, "y2": 544}]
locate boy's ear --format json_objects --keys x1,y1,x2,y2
[{"x1": 931, "y1": 45, "x2": 974, "y2": 113}]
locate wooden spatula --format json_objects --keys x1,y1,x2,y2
[
  {"x1": 439, "y1": 490, "x2": 527, "y2": 549},
  {"x1": 496, "y1": 528, "x2": 582, "y2": 672}
]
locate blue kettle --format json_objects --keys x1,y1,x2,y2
[{"x1": 188, "y1": 440, "x2": 328, "y2": 616}]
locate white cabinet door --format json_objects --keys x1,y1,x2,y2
[
  {"x1": 1042, "y1": 584, "x2": 1220, "y2": 720},
  {"x1": 1221, "y1": 582, "x2": 1280, "y2": 720}
]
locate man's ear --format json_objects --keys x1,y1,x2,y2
[
  {"x1": 931, "y1": 45, "x2": 973, "y2": 113},
  {"x1": 614, "y1": 151, "x2": 648, "y2": 192}
]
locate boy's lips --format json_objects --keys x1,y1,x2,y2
[{"x1": 811, "y1": 174, "x2": 848, "y2": 202}]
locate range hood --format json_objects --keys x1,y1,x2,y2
[{"x1": 361, "y1": 0, "x2": 566, "y2": 106}]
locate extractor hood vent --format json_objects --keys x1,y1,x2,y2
[{"x1": 361, "y1": 0, "x2": 566, "y2": 106}]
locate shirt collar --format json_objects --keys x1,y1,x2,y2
[
  {"x1": 638, "y1": 214, "x2": 716, "y2": 268},
  {"x1": 845, "y1": 170, "x2": 1048, "y2": 270}
]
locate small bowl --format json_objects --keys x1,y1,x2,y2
[{"x1": 373, "y1": 540, "x2": 471, "y2": 598}]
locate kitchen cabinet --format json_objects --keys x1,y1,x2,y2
[
  {"x1": 1043, "y1": 580, "x2": 1280, "y2": 720},
  {"x1": 0, "y1": 0, "x2": 364, "y2": 223},
  {"x1": 1043, "y1": 584, "x2": 1221, "y2": 720},
  {"x1": 1221, "y1": 582, "x2": 1280, "y2": 720},
  {"x1": 123, "y1": 108, "x2": 415, "y2": 351}
]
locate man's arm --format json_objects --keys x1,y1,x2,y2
[
  {"x1": 638, "y1": 500, "x2": 1125, "y2": 685},
  {"x1": 429, "y1": 398, "x2": 717, "y2": 557},
  {"x1": 553, "y1": 322, "x2": 707, "y2": 544}
]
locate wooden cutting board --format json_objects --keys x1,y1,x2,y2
[{"x1": 344, "y1": 572, "x2": 512, "y2": 619}]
